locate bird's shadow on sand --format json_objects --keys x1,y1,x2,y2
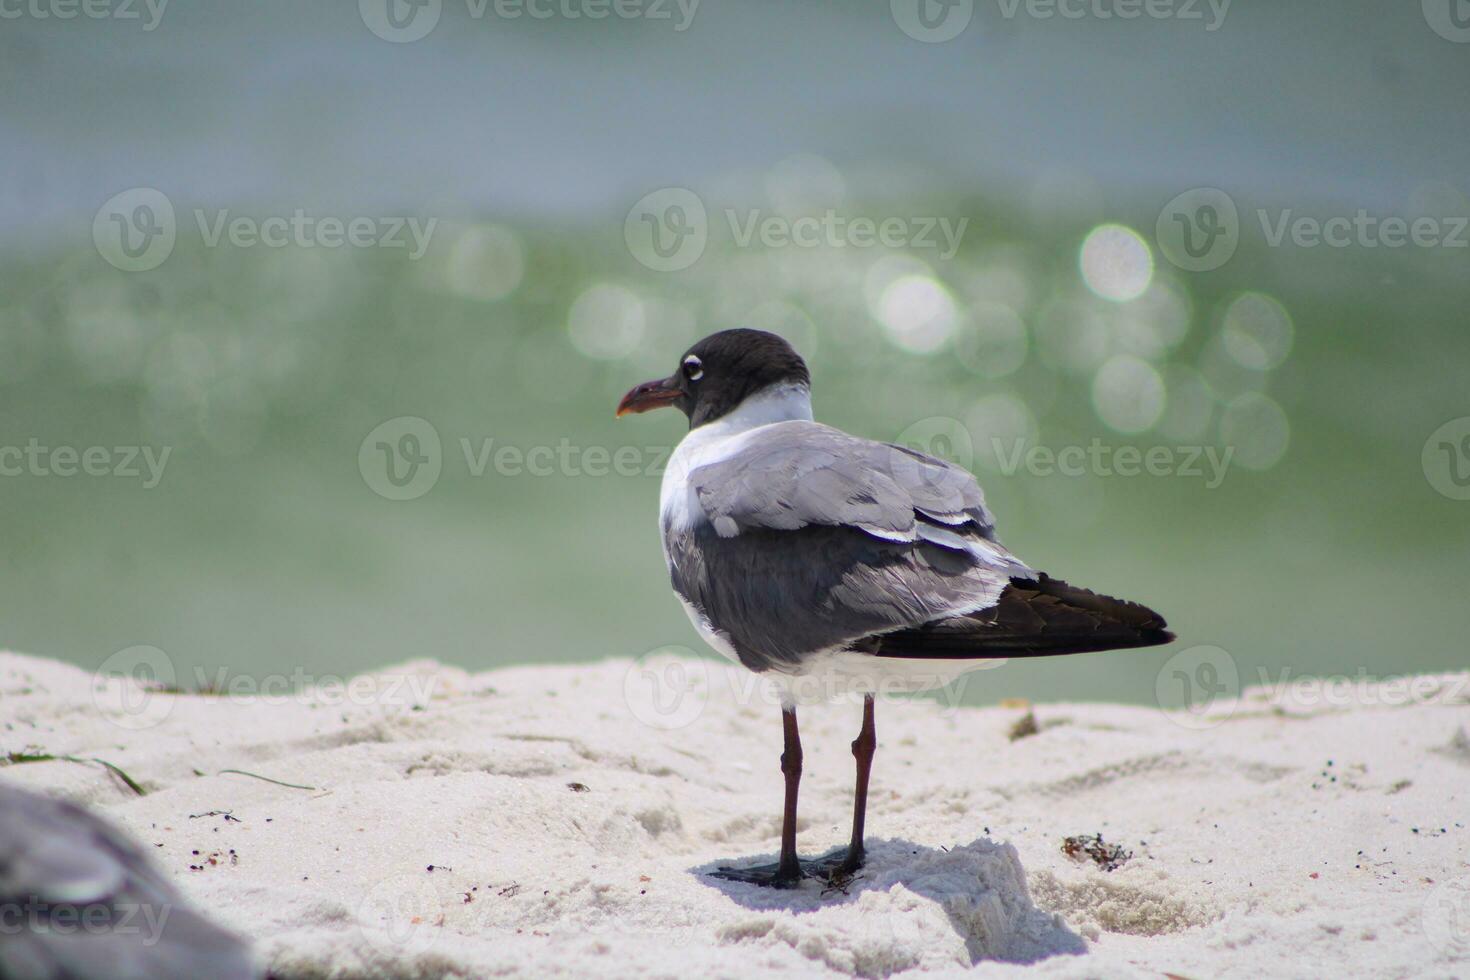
[{"x1": 691, "y1": 837, "x2": 1086, "y2": 967}]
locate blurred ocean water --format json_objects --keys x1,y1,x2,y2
[{"x1": 0, "y1": 2, "x2": 1466, "y2": 705}]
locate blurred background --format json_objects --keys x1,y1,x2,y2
[{"x1": 1, "y1": 0, "x2": 1467, "y2": 706}]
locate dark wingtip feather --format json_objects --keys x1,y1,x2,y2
[{"x1": 872, "y1": 573, "x2": 1176, "y2": 660}]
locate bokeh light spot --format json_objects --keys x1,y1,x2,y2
[
  {"x1": 1220, "y1": 392, "x2": 1290, "y2": 470},
  {"x1": 567, "y1": 283, "x2": 645, "y2": 360},
  {"x1": 967, "y1": 393, "x2": 1038, "y2": 471},
  {"x1": 1092, "y1": 354, "x2": 1165, "y2": 433},
  {"x1": 1079, "y1": 224, "x2": 1153, "y2": 302},
  {"x1": 1221, "y1": 292, "x2": 1293, "y2": 371},
  {"x1": 877, "y1": 275, "x2": 958, "y2": 355},
  {"x1": 1159, "y1": 365, "x2": 1216, "y2": 443},
  {"x1": 954, "y1": 301, "x2": 1028, "y2": 379},
  {"x1": 444, "y1": 224, "x2": 525, "y2": 302}
]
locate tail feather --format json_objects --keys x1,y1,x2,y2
[{"x1": 871, "y1": 574, "x2": 1173, "y2": 659}]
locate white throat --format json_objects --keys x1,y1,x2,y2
[
  {"x1": 698, "y1": 383, "x2": 814, "y2": 436},
  {"x1": 659, "y1": 384, "x2": 814, "y2": 536}
]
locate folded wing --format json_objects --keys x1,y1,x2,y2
[{"x1": 665, "y1": 422, "x2": 1034, "y2": 671}]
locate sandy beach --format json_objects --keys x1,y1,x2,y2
[{"x1": 3, "y1": 649, "x2": 1468, "y2": 979}]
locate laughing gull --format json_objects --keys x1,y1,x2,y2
[
  {"x1": 618, "y1": 328, "x2": 1172, "y2": 888},
  {"x1": 0, "y1": 780, "x2": 258, "y2": 979}
]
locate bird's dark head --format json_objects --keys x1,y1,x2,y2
[{"x1": 617, "y1": 328, "x2": 810, "y2": 429}]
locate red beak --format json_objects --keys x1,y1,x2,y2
[{"x1": 616, "y1": 376, "x2": 682, "y2": 417}]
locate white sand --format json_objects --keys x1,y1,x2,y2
[{"x1": 3, "y1": 650, "x2": 1468, "y2": 979}]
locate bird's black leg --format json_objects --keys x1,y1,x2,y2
[
  {"x1": 837, "y1": 694, "x2": 876, "y2": 875},
  {"x1": 711, "y1": 705, "x2": 806, "y2": 888},
  {"x1": 775, "y1": 705, "x2": 804, "y2": 884}
]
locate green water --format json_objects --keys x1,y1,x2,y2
[{"x1": 2, "y1": 187, "x2": 1466, "y2": 708}]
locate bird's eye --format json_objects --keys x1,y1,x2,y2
[{"x1": 682, "y1": 356, "x2": 704, "y2": 381}]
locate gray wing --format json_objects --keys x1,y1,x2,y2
[
  {"x1": 692, "y1": 422, "x2": 998, "y2": 542},
  {"x1": 667, "y1": 422, "x2": 1034, "y2": 671},
  {"x1": 0, "y1": 780, "x2": 258, "y2": 980}
]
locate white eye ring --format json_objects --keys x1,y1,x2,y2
[{"x1": 682, "y1": 356, "x2": 704, "y2": 381}]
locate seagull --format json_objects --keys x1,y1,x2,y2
[
  {"x1": 617, "y1": 328, "x2": 1172, "y2": 889},
  {"x1": 0, "y1": 780, "x2": 258, "y2": 980}
]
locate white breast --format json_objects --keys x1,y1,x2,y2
[{"x1": 657, "y1": 384, "x2": 814, "y2": 543}]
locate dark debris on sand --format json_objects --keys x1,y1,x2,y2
[{"x1": 1061, "y1": 833, "x2": 1132, "y2": 871}]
